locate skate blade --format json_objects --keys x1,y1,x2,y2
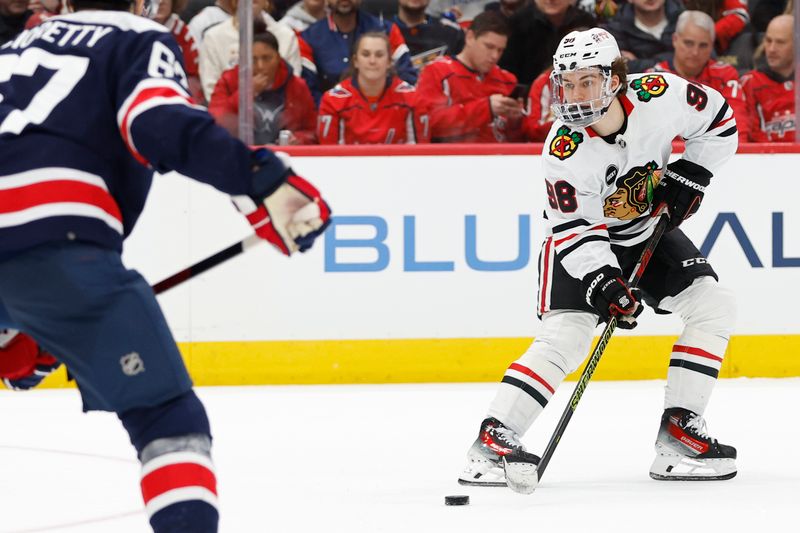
[
  {"x1": 649, "y1": 471, "x2": 737, "y2": 481},
  {"x1": 457, "y1": 478, "x2": 507, "y2": 487},
  {"x1": 650, "y1": 453, "x2": 737, "y2": 481},
  {"x1": 502, "y1": 454, "x2": 540, "y2": 494}
]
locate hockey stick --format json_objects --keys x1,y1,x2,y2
[
  {"x1": 504, "y1": 212, "x2": 671, "y2": 494},
  {"x1": 152, "y1": 234, "x2": 262, "y2": 295}
]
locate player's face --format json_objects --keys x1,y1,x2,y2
[
  {"x1": 672, "y1": 23, "x2": 713, "y2": 76},
  {"x1": 0, "y1": 0, "x2": 30, "y2": 15},
  {"x1": 253, "y1": 42, "x2": 281, "y2": 81},
  {"x1": 328, "y1": 0, "x2": 359, "y2": 16},
  {"x1": 764, "y1": 19, "x2": 794, "y2": 73},
  {"x1": 559, "y1": 69, "x2": 606, "y2": 104},
  {"x1": 354, "y1": 36, "x2": 391, "y2": 82},
  {"x1": 465, "y1": 31, "x2": 507, "y2": 74}
]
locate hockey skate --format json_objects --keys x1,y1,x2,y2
[
  {"x1": 649, "y1": 408, "x2": 737, "y2": 481},
  {"x1": 458, "y1": 417, "x2": 539, "y2": 487}
]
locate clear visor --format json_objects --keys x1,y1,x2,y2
[{"x1": 550, "y1": 67, "x2": 616, "y2": 128}]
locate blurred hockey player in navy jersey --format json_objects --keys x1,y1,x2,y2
[
  {"x1": 459, "y1": 28, "x2": 739, "y2": 492},
  {"x1": 0, "y1": 0, "x2": 331, "y2": 531}
]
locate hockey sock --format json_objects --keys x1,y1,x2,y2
[
  {"x1": 120, "y1": 391, "x2": 218, "y2": 533},
  {"x1": 487, "y1": 311, "x2": 596, "y2": 435},
  {"x1": 664, "y1": 325, "x2": 727, "y2": 415},
  {"x1": 487, "y1": 346, "x2": 566, "y2": 435}
]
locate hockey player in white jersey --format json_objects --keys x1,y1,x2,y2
[{"x1": 458, "y1": 27, "x2": 738, "y2": 489}]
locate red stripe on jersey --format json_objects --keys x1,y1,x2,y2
[
  {"x1": 140, "y1": 462, "x2": 217, "y2": 504},
  {"x1": 672, "y1": 345, "x2": 723, "y2": 362},
  {"x1": 508, "y1": 363, "x2": 555, "y2": 394},
  {"x1": 0, "y1": 180, "x2": 122, "y2": 222},
  {"x1": 712, "y1": 115, "x2": 735, "y2": 131},
  {"x1": 553, "y1": 224, "x2": 607, "y2": 246},
  {"x1": 539, "y1": 236, "x2": 552, "y2": 314},
  {"x1": 120, "y1": 86, "x2": 193, "y2": 166}
]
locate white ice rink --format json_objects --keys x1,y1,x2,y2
[{"x1": 2, "y1": 378, "x2": 798, "y2": 532}]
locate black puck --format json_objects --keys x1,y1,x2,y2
[{"x1": 445, "y1": 495, "x2": 469, "y2": 506}]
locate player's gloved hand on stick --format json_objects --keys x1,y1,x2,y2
[
  {"x1": 232, "y1": 149, "x2": 332, "y2": 256},
  {"x1": 652, "y1": 159, "x2": 712, "y2": 229},
  {"x1": 582, "y1": 266, "x2": 642, "y2": 329},
  {"x1": 0, "y1": 330, "x2": 62, "y2": 391}
]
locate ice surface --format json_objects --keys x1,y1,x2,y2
[{"x1": 2, "y1": 379, "x2": 798, "y2": 532}]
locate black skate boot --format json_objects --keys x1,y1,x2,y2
[
  {"x1": 649, "y1": 407, "x2": 737, "y2": 481},
  {"x1": 458, "y1": 417, "x2": 539, "y2": 487}
]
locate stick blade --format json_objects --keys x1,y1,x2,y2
[{"x1": 503, "y1": 450, "x2": 541, "y2": 494}]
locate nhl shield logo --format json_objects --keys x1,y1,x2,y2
[
  {"x1": 630, "y1": 75, "x2": 669, "y2": 102},
  {"x1": 549, "y1": 126, "x2": 584, "y2": 160}
]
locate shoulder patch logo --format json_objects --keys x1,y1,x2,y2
[
  {"x1": 549, "y1": 125, "x2": 584, "y2": 160},
  {"x1": 630, "y1": 74, "x2": 669, "y2": 102},
  {"x1": 603, "y1": 161, "x2": 662, "y2": 220}
]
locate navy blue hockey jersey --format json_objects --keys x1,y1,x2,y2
[{"x1": 0, "y1": 11, "x2": 260, "y2": 255}]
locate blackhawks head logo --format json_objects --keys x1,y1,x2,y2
[
  {"x1": 603, "y1": 161, "x2": 662, "y2": 220},
  {"x1": 630, "y1": 74, "x2": 669, "y2": 102},
  {"x1": 549, "y1": 126, "x2": 584, "y2": 160}
]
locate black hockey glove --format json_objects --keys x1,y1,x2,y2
[
  {"x1": 582, "y1": 266, "x2": 642, "y2": 329},
  {"x1": 652, "y1": 159, "x2": 712, "y2": 229}
]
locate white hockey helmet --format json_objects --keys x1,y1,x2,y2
[{"x1": 550, "y1": 28, "x2": 622, "y2": 128}]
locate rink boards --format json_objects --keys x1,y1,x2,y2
[{"x1": 39, "y1": 146, "x2": 800, "y2": 387}]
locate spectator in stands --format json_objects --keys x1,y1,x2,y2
[
  {"x1": 484, "y1": 0, "x2": 529, "y2": 21},
  {"x1": 200, "y1": 0, "x2": 301, "y2": 101},
  {"x1": 603, "y1": 0, "x2": 683, "y2": 73},
  {"x1": 24, "y1": 0, "x2": 60, "y2": 29},
  {"x1": 281, "y1": 0, "x2": 326, "y2": 32},
  {"x1": 210, "y1": 32, "x2": 317, "y2": 144},
  {"x1": 741, "y1": 14, "x2": 795, "y2": 141},
  {"x1": 0, "y1": 0, "x2": 31, "y2": 45},
  {"x1": 649, "y1": 10, "x2": 748, "y2": 142},
  {"x1": 500, "y1": 0, "x2": 595, "y2": 85},
  {"x1": 393, "y1": 0, "x2": 465, "y2": 69},
  {"x1": 300, "y1": 0, "x2": 418, "y2": 104},
  {"x1": 188, "y1": 0, "x2": 233, "y2": 46},
  {"x1": 426, "y1": 0, "x2": 492, "y2": 25},
  {"x1": 417, "y1": 11, "x2": 524, "y2": 142},
  {"x1": 683, "y1": 0, "x2": 750, "y2": 56},
  {"x1": 318, "y1": 32, "x2": 428, "y2": 143}
]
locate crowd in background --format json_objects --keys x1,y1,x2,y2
[{"x1": 0, "y1": 0, "x2": 796, "y2": 143}]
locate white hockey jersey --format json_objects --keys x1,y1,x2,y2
[{"x1": 540, "y1": 72, "x2": 738, "y2": 282}]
